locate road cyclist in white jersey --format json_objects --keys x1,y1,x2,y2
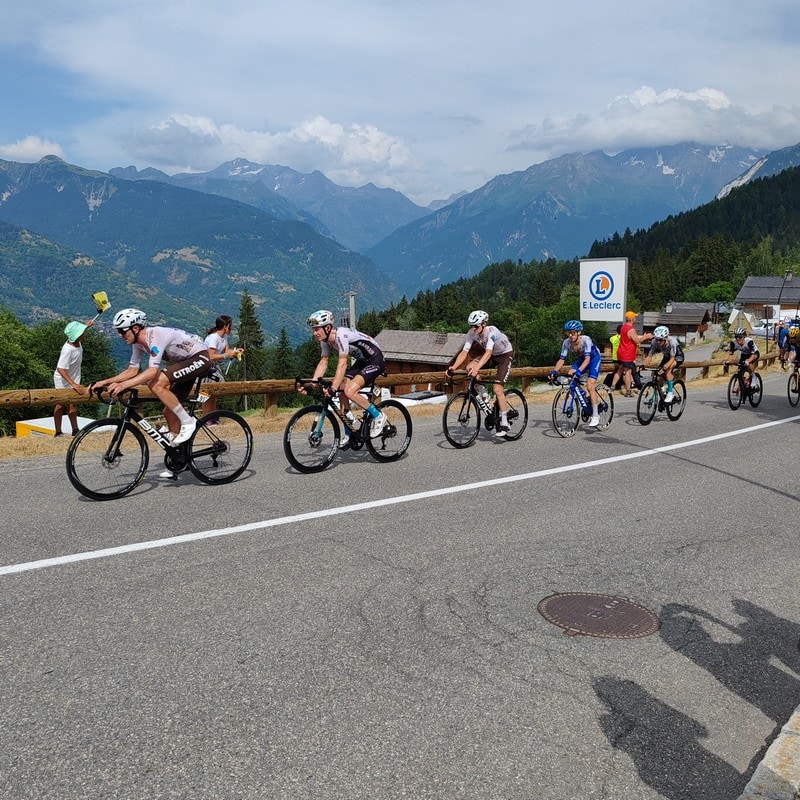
[
  {"x1": 725, "y1": 327, "x2": 760, "y2": 385},
  {"x1": 89, "y1": 308, "x2": 212, "y2": 460},
  {"x1": 302, "y1": 310, "x2": 388, "y2": 444},
  {"x1": 548, "y1": 319, "x2": 603, "y2": 427},
  {"x1": 643, "y1": 325, "x2": 685, "y2": 403},
  {"x1": 445, "y1": 310, "x2": 515, "y2": 437}
]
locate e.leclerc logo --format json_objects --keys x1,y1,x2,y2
[{"x1": 584, "y1": 270, "x2": 622, "y2": 311}]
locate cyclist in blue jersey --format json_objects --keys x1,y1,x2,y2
[
  {"x1": 548, "y1": 320, "x2": 602, "y2": 427},
  {"x1": 303, "y1": 310, "x2": 388, "y2": 439}
]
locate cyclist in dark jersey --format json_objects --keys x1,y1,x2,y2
[
  {"x1": 303, "y1": 310, "x2": 388, "y2": 439},
  {"x1": 643, "y1": 325, "x2": 684, "y2": 402},
  {"x1": 725, "y1": 327, "x2": 760, "y2": 379}
]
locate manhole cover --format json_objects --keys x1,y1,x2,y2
[{"x1": 537, "y1": 592, "x2": 660, "y2": 639}]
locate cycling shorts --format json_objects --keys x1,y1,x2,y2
[
  {"x1": 584, "y1": 350, "x2": 602, "y2": 380},
  {"x1": 345, "y1": 352, "x2": 386, "y2": 387},
  {"x1": 487, "y1": 352, "x2": 513, "y2": 385},
  {"x1": 164, "y1": 351, "x2": 212, "y2": 400}
]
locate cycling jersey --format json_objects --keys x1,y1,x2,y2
[
  {"x1": 462, "y1": 325, "x2": 513, "y2": 356},
  {"x1": 728, "y1": 337, "x2": 760, "y2": 358},
  {"x1": 647, "y1": 336, "x2": 684, "y2": 363},
  {"x1": 560, "y1": 335, "x2": 602, "y2": 379},
  {"x1": 321, "y1": 327, "x2": 382, "y2": 362},
  {"x1": 129, "y1": 326, "x2": 208, "y2": 370}
]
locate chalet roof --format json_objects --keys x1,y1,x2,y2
[
  {"x1": 642, "y1": 302, "x2": 712, "y2": 328},
  {"x1": 376, "y1": 329, "x2": 467, "y2": 365},
  {"x1": 734, "y1": 275, "x2": 800, "y2": 306}
]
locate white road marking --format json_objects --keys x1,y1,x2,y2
[{"x1": 2, "y1": 415, "x2": 797, "y2": 576}]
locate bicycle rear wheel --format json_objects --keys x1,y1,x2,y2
[
  {"x1": 552, "y1": 388, "x2": 578, "y2": 438},
  {"x1": 283, "y1": 405, "x2": 340, "y2": 473},
  {"x1": 442, "y1": 392, "x2": 481, "y2": 448},
  {"x1": 502, "y1": 388, "x2": 528, "y2": 441},
  {"x1": 636, "y1": 382, "x2": 658, "y2": 425},
  {"x1": 595, "y1": 384, "x2": 614, "y2": 431},
  {"x1": 366, "y1": 400, "x2": 412, "y2": 461},
  {"x1": 748, "y1": 373, "x2": 763, "y2": 407},
  {"x1": 665, "y1": 380, "x2": 687, "y2": 420},
  {"x1": 66, "y1": 418, "x2": 149, "y2": 500},
  {"x1": 188, "y1": 411, "x2": 253, "y2": 484},
  {"x1": 727, "y1": 374, "x2": 743, "y2": 410},
  {"x1": 788, "y1": 371, "x2": 800, "y2": 407}
]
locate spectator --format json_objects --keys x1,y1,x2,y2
[
  {"x1": 612, "y1": 310, "x2": 652, "y2": 396},
  {"x1": 201, "y1": 315, "x2": 244, "y2": 417},
  {"x1": 53, "y1": 320, "x2": 93, "y2": 437}
]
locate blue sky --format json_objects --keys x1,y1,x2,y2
[{"x1": 2, "y1": 0, "x2": 800, "y2": 205}]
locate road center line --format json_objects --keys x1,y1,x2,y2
[{"x1": 3, "y1": 415, "x2": 797, "y2": 576}]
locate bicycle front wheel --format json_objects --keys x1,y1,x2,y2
[
  {"x1": 442, "y1": 392, "x2": 481, "y2": 448},
  {"x1": 748, "y1": 373, "x2": 763, "y2": 407},
  {"x1": 66, "y1": 418, "x2": 149, "y2": 500},
  {"x1": 552, "y1": 388, "x2": 578, "y2": 438},
  {"x1": 788, "y1": 371, "x2": 800, "y2": 407},
  {"x1": 366, "y1": 400, "x2": 412, "y2": 462},
  {"x1": 502, "y1": 388, "x2": 528, "y2": 441},
  {"x1": 283, "y1": 405, "x2": 340, "y2": 473},
  {"x1": 595, "y1": 384, "x2": 614, "y2": 431},
  {"x1": 188, "y1": 411, "x2": 253, "y2": 484},
  {"x1": 636, "y1": 382, "x2": 658, "y2": 425},
  {"x1": 666, "y1": 380, "x2": 687, "y2": 421},
  {"x1": 727, "y1": 374, "x2": 743, "y2": 410}
]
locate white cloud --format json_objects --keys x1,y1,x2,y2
[
  {"x1": 0, "y1": 135, "x2": 65, "y2": 162},
  {"x1": 508, "y1": 86, "x2": 800, "y2": 160}
]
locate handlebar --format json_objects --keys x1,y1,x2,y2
[{"x1": 89, "y1": 385, "x2": 140, "y2": 407}]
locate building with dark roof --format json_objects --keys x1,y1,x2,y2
[{"x1": 733, "y1": 274, "x2": 800, "y2": 319}]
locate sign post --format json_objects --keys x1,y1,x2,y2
[{"x1": 579, "y1": 258, "x2": 628, "y2": 322}]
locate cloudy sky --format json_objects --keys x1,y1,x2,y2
[{"x1": 2, "y1": 1, "x2": 799, "y2": 206}]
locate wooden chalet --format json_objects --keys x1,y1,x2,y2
[
  {"x1": 734, "y1": 274, "x2": 800, "y2": 320},
  {"x1": 641, "y1": 302, "x2": 713, "y2": 345},
  {"x1": 375, "y1": 329, "x2": 467, "y2": 395}
]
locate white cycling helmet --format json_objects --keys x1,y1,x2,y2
[
  {"x1": 112, "y1": 308, "x2": 147, "y2": 330},
  {"x1": 307, "y1": 309, "x2": 335, "y2": 328},
  {"x1": 467, "y1": 310, "x2": 489, "y2": 327},
  {"x1": 653, "y1": 325, "x2": 669, "y2": 339}
]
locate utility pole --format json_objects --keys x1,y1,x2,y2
[{"x1": 348, "y1": 291, "x2": 356, "y2": 329}]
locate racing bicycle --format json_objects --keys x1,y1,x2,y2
[
  {"x1": 442, "y1": 374, "x2": 528, "y2": 448},
  {"x1": 725, "y1": 361, "x2": 763, "y2": 410},
  {"x1": 550, "y1": 374, "x2": 614, "y2": 438},
  {"x1": 66, "y1": 385, "x2": 253, "y2": 500},
  {"x1": 787, "y1": 360, "x2": 800, "y2": 407},
  {"x1": 283, "y1": 378, "x2": 412, "y2": 473},
  {"x1": 636, "y1": 367, "x2": 687, "y2": 425}
]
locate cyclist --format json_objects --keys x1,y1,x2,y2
[
  {"x1": 548, "y1": 320, "x2": 602, "y2": 427},
  {"x1": 724, "y1": 327, "x2": 760, "y2": 385},
  {"x1": 89, "y1": 308, "x2": 212, "y2": 446},
  {"x1": 303, "y1": 310, "x2": 388, "y2": 439},
  {"x1": 643, "y1": 325, "x2": 684, "y2": 403},
  {"x1": 445, "y1": 310, "x2": 514, "y2": 437},
  {"x1": 786, "y1": 323, "x2": 800, "y2": 367}
]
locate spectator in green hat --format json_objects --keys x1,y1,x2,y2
[{"x1": 53, "y1": 319, "x2": 93, "y2": 437}]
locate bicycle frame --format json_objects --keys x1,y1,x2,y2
[{"x1": 295, "y1": 378, "x2": 375, "y2": 446}]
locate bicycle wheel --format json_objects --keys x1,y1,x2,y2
[
  {"x1": 788, "y1": 371, "x2": 800, "y2": 407},
  {"x1": 595, "y1": 384, "x2": 614, "y2": 431},
  {"x1": 442, "y1": 392, "x2": 481, "y2": 448},
  {"x1": 665, "y1": 380, "x2": 687, "y2": 421},
  {"x1": 283, "y1": 405, "x2": 340, "y2": 473},
  {"x1": 502, "y1": 388, "x2": 528, "y2": 441},
  {"x1": 66, "y1": 418, "x2": 149, "y2": 500},
  {"x1": 636, "y1": 382, "x2": 658, "y2": 425},
  {"x1": 552, "y1": 388, "x2": 578, "y2": 438},
  {"x1": 188, "y1": 411, "x2": 253, "y2": 484},
  {"x1": 366, "y1": 399, "x2": 412, "y2": 461},
  {"x1": 727, "y1": 374, "x2": 743, "y2": 410},
  {"x1": 748, "y1": 373, "x2": 763, "y2": 407}
]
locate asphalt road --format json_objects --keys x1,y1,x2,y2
[{"x1": 2, "y1": 371, "x2": 799, "y2": 800}]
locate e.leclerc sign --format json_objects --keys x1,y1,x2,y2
[{"x1": 579, "y1": 257, "x2": 628, "y2": 322}]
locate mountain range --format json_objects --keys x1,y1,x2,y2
[{"x1": 2, "y1": 140, "x2": 800, "y2": 345}]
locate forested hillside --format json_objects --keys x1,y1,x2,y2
[{"x1": 360, "y1": 167, "x2": 800, "y2": 366}]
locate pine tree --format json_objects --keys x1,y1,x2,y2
[{"x1": 235, "y1": 289, "x2": 268, "y2": 410}]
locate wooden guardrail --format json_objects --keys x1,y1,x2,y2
[{"x1": 0, "y1": 354, "x2": 779, "y2": 417}]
